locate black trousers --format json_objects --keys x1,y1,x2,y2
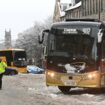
[{"x1": 0, "y1": 73, "x2": 4, "y2": 89}]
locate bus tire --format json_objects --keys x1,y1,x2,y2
[
  {"x1": 10, "y1": 70, "x2": 18, "y2": 75},
  {"x1": 58, "y1": 86, "x2": 71, "y2": 94}
]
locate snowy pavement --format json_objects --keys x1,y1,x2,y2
[{"x1": 0, "y1": 73, "x2": 105, "y2": 105}]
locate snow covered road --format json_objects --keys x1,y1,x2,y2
[{"x1": 0, "y1": 74, "x2": 105, "y2": 105}]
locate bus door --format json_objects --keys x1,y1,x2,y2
[
  {"x1": 97, "y1": 29, "x2": 105, "y2": 87},
  {"x1": 100, "y1": 30, "x2": 105, "y2": 73}
]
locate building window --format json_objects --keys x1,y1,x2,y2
[
  {"x1": 82, "y1": 0, "x2": 84, "y2": 16},
  {"x1": 93, "y1": 0, "x2": 95, "y2": 14},
  {"x1": 101, "y1": 0, "x2": 103, "y2": 11},
  {"x1": 84, "y1": 0, "x2": 86, "y2": 16},
  {"x1": 87, "y1": 0, "x2": 89, "y2": 15},
  {"x1": 86, "y1": 0, "x2": 88, "y2": 16},
  {"x1": 94, "y1": 0, "x2": 97, "y2": 14},
  {"x1": 96, "y1": 0, "x2": 98, "y2": 14},
  {"x1": 88, "y1": 0, "x2": 90, "y2": 15},
  {"x1": 89, "y1": 0, "x2": 91, "y2": 15}
]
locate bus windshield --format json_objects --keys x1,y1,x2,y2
[
  {"x1": 14, "y1": 51, "x2": 26, "y2": 61},
  {"x1": 49, "y1": 27, "x2": 96, "y2": 61},
  {"x1": 13, "y1": 51, "x2": 27, "y2": 67}
]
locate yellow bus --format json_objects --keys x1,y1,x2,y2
[
  {"x1": 39, "y1": 19, "x2": 105, "y2": 93},
  {"x1": 0, "y1": 48, "x2": 27, "y2": 74}
]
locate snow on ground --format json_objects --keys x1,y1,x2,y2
[{"x1": 0, "y1": 73, "x2": 105, "y2": 105}]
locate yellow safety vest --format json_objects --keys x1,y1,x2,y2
[{"x1": 0, "y1": 62, "x2": 7, "y2": 73}]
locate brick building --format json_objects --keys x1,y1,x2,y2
[{"x1": 53, "y1": 0, "x2": 105, "y2": 22}]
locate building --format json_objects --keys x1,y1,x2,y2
[
  {"x1": 53, "y1": 0, "x2": 61, "y2": 22},
  {"x1": 81, "y1": 0, "x2": 105, "y2": 21},
  {"x1": 53, "y1": 0, "x2": 74, "y2": 22},
  {"x1": 53, "y1": 0, "x2": 105, "y2": 22},
  {"x1": 65, "y1": 1, "x2": 82, "y2": 20},
  {"x1": 5, "y1": 29, "x2": 12, "y2": 48}
]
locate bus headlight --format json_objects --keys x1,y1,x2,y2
[
  {"x1": 87, "y1": 73, "x2": 96, "y2": 79},
  {"x1": 47, "y1": 71, "x2": 55, "y2": 78},
  {"x1": 83, "y1": 73, "x2": 97, "y2": 80}
]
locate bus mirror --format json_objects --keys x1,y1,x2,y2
[
  {"x1": 43, "y1": 46, "x2": 47, "y2": 56},
  {"x1": 97, "y1": 29, "x2": 103, "y2": 43},
  {"x1": 38, "y1": 29, "x2": 49, "y2": 44}
]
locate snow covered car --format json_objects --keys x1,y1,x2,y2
[{"x1": 27, "y1": 65, "x2": 44, "y2": 74}]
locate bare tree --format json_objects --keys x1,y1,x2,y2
[{"x1": 15, "y1": 16, "x2": 53, "y2": 67}]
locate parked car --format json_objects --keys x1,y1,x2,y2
[
  {"x1": 27, "y1": 65, "x2": 44, "y2": 74},
  {"x1": 4, "y1": 68, "x2": 18, "y2": 75}
]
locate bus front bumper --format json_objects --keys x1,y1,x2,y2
[{"x1": 46, "y1": 70, "x2": 101, "y2": 88}]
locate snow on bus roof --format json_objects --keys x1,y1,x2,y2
[{"x1": 65, "y1": 1, "x2": 81, "y2": 11}]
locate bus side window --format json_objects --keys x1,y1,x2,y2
[
  {"x1": 49, "y1": 34, "x2": 55, "y2": 51},
  {"x1": 43, "y1": 46, "x2": 47, "y2": 57}
]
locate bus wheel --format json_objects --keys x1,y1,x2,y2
[
  {"x1": 58, "y1": 86, "x2": 71, "y2": 94},
  {"x1": 10, "y1": 70, "x2": 18, "y2": 75}
]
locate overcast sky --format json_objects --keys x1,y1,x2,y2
[{"x1": 0, "y1": 0, "x2": 55, "y2": 40}]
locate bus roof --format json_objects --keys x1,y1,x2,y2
[
  {"x1": 0, "y1": 48, "x2": 25, "y2": 52},
  {"x1": 52, "y1": 20, "x2": 104, "y2": 28}
]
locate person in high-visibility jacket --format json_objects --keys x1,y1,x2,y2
[{"x1": 0, "y1": 58, "x2": 7, "y2": 90}]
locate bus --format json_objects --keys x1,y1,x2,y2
[
  {"x1": 0, "y1": 48, "x2": 27, "y2": 74},
  {"x1": 38, "y1": 19, "x2": 105, "y2": 94}
]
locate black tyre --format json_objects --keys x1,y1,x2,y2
[
  {"x1": 58, "y1": 86, "x2": 71, "y2": 94},
  {"x1": 10, "y1": 70, "x2": 18, "y2": 75}
]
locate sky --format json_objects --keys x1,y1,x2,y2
[{"x1": 0, "y1": 0, "x2": 55, "y2": 41}]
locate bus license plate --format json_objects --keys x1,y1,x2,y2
[{"x1": 64, "y1": 80, "x2": 76, "y2": 86}]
